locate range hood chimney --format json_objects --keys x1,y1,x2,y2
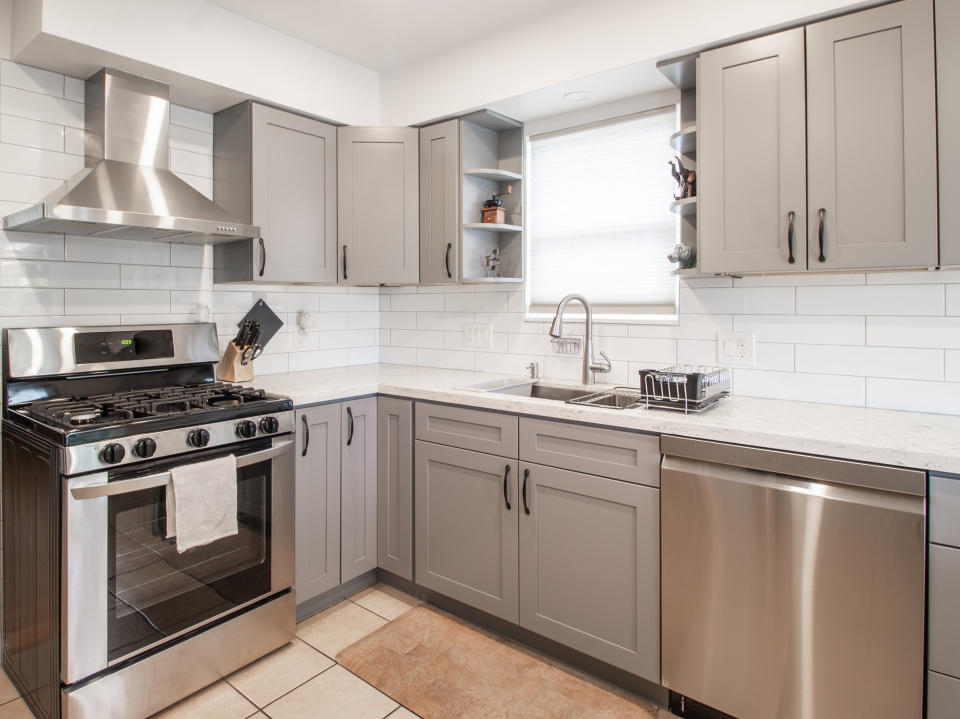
[{"x1": 2, "y1": 68, "x2": 259, "y2": 244}]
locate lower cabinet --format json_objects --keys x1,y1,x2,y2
[
  {"x1": 295, "y1": 404, "x2": 342, "y2": 604},
  {"x1": 518, "y1": 462, "x2": 660, "y2": 682},
  {"x1": 414, "y1": 441, "x2": 519, "y2": 622},
  {"x1": 341, "y1": 398, "x2": 378, "y2": 584},
  {"x1": 377, "y1": 398, "x2": 414, "y2": 580}
]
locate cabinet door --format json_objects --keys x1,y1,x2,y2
[
  {"x1": 415, "y1": 441, "x2": 518, "y2": 622},
  {"x1": 806, "y1": 0, "x2": 937, "y2": 269},
  {"x1": 338, "y1": 127, "x2": 419, "y2": 285},
  {"x1": 699, "y1": 28, "x2": 807, "y2": 274},
  {"x1": 419, "y1": 120, "x2": 460, "y2": 284},
  {"x1": 938, "y1": 0, "x2": 960, "y2": 266},
  {"x1": 377, "y1": 398, "x2": 413, "y2": 580},
  {"x1": 252, "y1": 104, "x2": 337, "y2": 283},
  {"x1": 295, "y1": 404, "x2": 341, "y2": 605},
  {"x1": 341, "y1": 398, "x2": 378, "y2": 583},
  {"x1": 518, "y1": 463, "x2": 660, "y2": 682}
]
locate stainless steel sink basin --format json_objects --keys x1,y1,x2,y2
[{"x1": 493, "y1": 384, "x2": 590, "y2": 401}]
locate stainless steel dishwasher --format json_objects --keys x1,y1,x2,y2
[{"x1": 660, "y1": 436, "x2": 925, "y2": 719}]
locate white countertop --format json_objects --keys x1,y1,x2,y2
[{"x1": 251, "y1": 364, "x2": 960, "y2": 475}]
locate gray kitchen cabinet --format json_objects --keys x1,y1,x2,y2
[
  {"x1": 698, "y1": 28, "x2": 807, "y2": 274},
  {"x1": 419, "y1": 120, "x2": 460, "y2": 284},
  {"x1": 937, "y1": 0, "x2": 960, "y2": 266},
  {"x1": 377, "y1": 398, "x2": 413, "y2": 580},
  {"x1": 806, "y1": 0, "x2": 938, "y2": 270},
  {"x1": 415, "y1": 402, "x2": 518, "y2": 457},
  {"x1": 295, "y1": 404, "x2": 341, "y2": 605},
  {"x1": 415, "y1": 441, "x2": 519, "y2": 622},
  {"x1": 930, "y1": 543, "x2": 960, "y2": 679},
  {"x1": 341, "y1": 398, "x2": 378, "y2": 584},
  {"x1": 338, "y1": 127, "x2": 420, "y2": 285},
  {"x1": 213, "y1": 102, "x2": 337, "y2": 283},
  {"x1": 518, "y1": 462, "x2": 660, "y2": 681},
  {"x1": 929, "y1": 671, "x2": 960, "y2": 719}
]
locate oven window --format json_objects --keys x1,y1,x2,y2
[{"x1": 107, "y1": 457, "x2": 272, "y2": 662}]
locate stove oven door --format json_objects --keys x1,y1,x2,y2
[{"x1": 61, "y1": 436, "x2": 294, "y2": 684}]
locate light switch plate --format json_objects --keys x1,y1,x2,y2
[
  {"x1": 718, "y1": 331, "x2": 756, "y2": 367},
  {"x1": 463, "y1": 323, "x2": 493, "y2": 349}
]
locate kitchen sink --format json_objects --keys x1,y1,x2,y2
[{"x1": 493, "y1": 383, "x2": 590, "y2": 402}]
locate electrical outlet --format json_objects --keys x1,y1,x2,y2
[
  {"x1": 463, "y1": 323, "x2": 493, "y2": 349},
  {"x1": 718, "y1": 331, "x2": 756, "y2": 367}
]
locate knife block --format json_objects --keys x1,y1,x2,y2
[{"x1": 216, "y1": 341, "x2": 255, "y2": 382}]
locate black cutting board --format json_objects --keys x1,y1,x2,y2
[{"x1": 237, "y1": 299, "x2": 283, "y2": 348}]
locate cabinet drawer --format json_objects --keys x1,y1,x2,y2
[
  {"x1": 415, "y1": 402, "x2": 518, "y2": 457},
  {"x1": 929, "y1": 671, "x2": 960, "y2": 719},
  {"x1": 930, "y1": 544, "x2": 960, "y2": 678},
  {"x1": 931, "y1": 474, "x2": 960, "y2": 547},
  {"x1": 519, "y1": 418, "x2": 660, "y2": 487}
]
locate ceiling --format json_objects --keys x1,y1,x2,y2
[{"x1": 207, "y1": 0, "x2": 584, "y2": 72}]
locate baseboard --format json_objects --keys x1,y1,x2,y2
[{"x1": 295, "y1": 570, "x2": 378, "y2": 623}]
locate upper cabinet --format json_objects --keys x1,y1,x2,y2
[
  {"x1": 698, "y1": 0, "x2": 938, "y2": 274},
  {"x1": 213, "y1": 103, "x2": 337, "y2": 283},
  {"x1": 419, "y1": 120, "x2": 460, "y2": 284},
  {"x1": 937, "y1": 0, "x2": 960, "y2": 266},
  {"x1": 338, "y1": 127, "x2": 420, "y2": 285}
]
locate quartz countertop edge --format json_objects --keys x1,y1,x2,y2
[{"x1": 248, "y1": 364, "x2": 960, "y2": 475}]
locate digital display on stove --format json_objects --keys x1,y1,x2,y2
[{"x1": 74, "y1": 330, "x2": 175, "y2": 364}]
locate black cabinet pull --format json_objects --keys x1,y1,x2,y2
[
  {"x1": 258, "y1": 237, "x2": 266, "y2": 277},
  {"x1": 301, "y1": 414, "x2": 309, "y2": 457},
  {"x1": 445, "y1": 242, "x2": 452, "y2": 279},
  {"x1": 787, "y1": 211, "x2": 796, "y2": 264},
  {"x1": 522, "y1": 468, "x2": 530, "y2": 515},
  {"x1": 346, "y1": 406, "x2": 354, "y2": 446},
  {"x1": 342, "y1": 245, "x2": 348, "y2": 280},
  {"x1": 503, "y1": 465, "x2": 512, "y2": 510},
  {"x1": 817, "y1": 208, "x2": 826, "y2": 263}
]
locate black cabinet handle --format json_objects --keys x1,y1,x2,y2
[
  {"x1": 301, "y1": 414, "x2": 309, "y2": 457},
  {"x1": 817, "y1": 208, "x2": 826, "y2": 263},
  {"x1": 346, "y1": 406, "x2": 354, "y2": 446},
  {"x1": 342, "y1": 245, "x2": 348, "y2": 280},
  {"x1": 522, "y1": 468, "x2": 530, "y2": 515},
  {"x1": 258, "y1": 237, "x2": 266, "y2": 277},
  {"x1": 445, "y1": 242, "x2": 452, "y2": 279},
  {"x1": 787, "y1": 211, "x2": 796, "y2": 264},
  {"x1": 503, "y1": 465, "x2": 511, "y2": 510}
]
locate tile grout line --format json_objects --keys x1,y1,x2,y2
[{"x1": 252, "y1": 660, "x2": 340, "y2": 714}]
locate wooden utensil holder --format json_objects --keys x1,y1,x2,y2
[{"x1": 216, "y1": 341, "x2": 255, "y2": 382}]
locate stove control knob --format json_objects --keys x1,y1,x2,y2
[
  {"x1": 188, "y1": 428, "x2": 211, "y2": 448},
  {"x1": 133, "y1": 438, "x2": 158, "y2": 458},
  {"x1": 99, "y1": 443, "x2": 126, "y2": 465},
  {"x1": 259, "y1": 416, "x2": 280, "y2": 434},
  {"x1": 236, "y1": 420, "x2": 257, "y2": 439}
]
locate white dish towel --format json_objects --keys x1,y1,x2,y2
[{"x1": 166, "y1": 454, "x2": 239, "y2": 553}]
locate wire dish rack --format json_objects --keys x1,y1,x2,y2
[{"x1": 567, "y1": 366, "x2": 731, "y2": 414}]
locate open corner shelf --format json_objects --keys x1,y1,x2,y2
[
  {"x1": 463, "y1": 223, "x2": 522, "y2": 233},
  {"x1": 669, "y1": 197, "x2": 698, "y2": 216},
  {"x1": 463, "y1": 168, "x2": 522, "y2": 182},
  {"x1": 669, "y1": 124, "x2": 697, "y2": 155}
]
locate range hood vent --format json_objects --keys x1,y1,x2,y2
[{"x1": 3, "y1": 68, "x2": 258, "y2": 244}]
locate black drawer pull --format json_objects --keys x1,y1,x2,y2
[
  {"x1": 301, "y1": 414, "x2": 309, "y2": 457},
  {"x1": 346, "y1": 406, "x2": 354, "y2": 446},
  {"x1": 445, "y1": 242, "x2": 452, "y2": 279},
  {"x1": 503, "y1": 465, "x2": 511, "y2": 510},
  {"x1": 522, "y1": 468, "x2": 531, "y2": 515},
  {"x1": 258, "y1": 237, "x2": 267, "y2": 277},
  {"x1": 787, "y1": 211, "x2": 796, "y2": 264}
]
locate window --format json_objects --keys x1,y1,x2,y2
[{"x1": 525, "y1": 106, "x2": 679, "y2": 322}]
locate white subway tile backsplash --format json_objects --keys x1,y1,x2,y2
[
  {"x1": 349, "y1": 346, "x2": 380, "y2": 365},
  {"x1": 380, "y1": 346, "x2": 418, "y2": 365},
  {"x1": 169, "y1": 148, "x2": 213, "y2": 178},
  {"x1": 1, "y1": 61, "x2": 63, "y2": 97},
  {"x1": 797, "y1": 285, "x2": 944, "y2": 316},
  {"x1": 121, "y1": 265, "x2": 206, "y2": 290},
  {"x1": 416, "y1": 312, "x2": 475, "y2": 332},
  {"x1": 0, "y1": 143, "x2": 83, "y2": 180},
  {"x1": 866, "y1": 269, "x2": 960, "y2": 284},
  {"x1": 0, "y1": 170, "x2": 62, "y2": 203},
  {"x1": 796, "y1": 344, "x2": 944, "y2": 381},
  {"x1": 251, "y1": 352, "x2": 290, "y2": 375},
  {"x1": 168, "y1": 125, "x2": 214, "y2": 156},
  {"x1": 443, "y1": 291, "x2": 511, "y2": 313},
  {"x1": 733, "y1": 370, "x2": 866, "y2": 406},
  {"x1": 289, "y1": 349, "x2": 350, "y2": 372},
  {"x1": 174, "y1": 172, "x2": 213, "y2": 200},
  {"x1": 680, "y1": 286, "x2": 796, "y2": 315},
  {"x1": 170, "y1": 104, "x2": 214, "y2": 133},
  {"x1": 64, "y1": 127, "x2": 83, "y2": 155},
  {"x1": 947, "y1": 351, "x2": 960, "y2": 383},
  {"x1": 170, "y1": 243, "x2": 207, "y2": 267},
  {"x1": 391, "y1": 329, "x2": 445, "y2": 349},
  {"x1": 63, "y1": 76, "x2": 84, "y2": 104},
  {"x1": 0, "y1": 288, "x2": 63, "y2": 315},
  {"x1": 65, "y1": 236, "x2": 171, "y2": 265},
  {"x1": 866, "y1": 378, "x2": 960, "y2": 415},
  {"x1": 0, "y1": 259, "x2": 118, "y2": 288},
  {"x1": 0, "y1": 230, "x2": 62, "y2": 260},
  {"x1": 733, "y1": 315, "x2": 865, "y2": 345},
  {"x1": 0, "y1": 86, "x2": 83, "y2": 128},
  {"x1": 381, "y1": 311, "x2": 418, "y2": 329},
  {"x1": 947, "y1": 285, "x2": 960, "y2": 316},
  {"x1": 866, "y1": 317, "x2": 960, "y2": 349},
  {"x1": 66, "y1": 289, "x2": 169, "y2": 315},
  {"x1": 0, "y1": 115, "x2": 64, "y2": 151},
  {"x1": 677, "y1": 339, "x2": 716, "y2": 366},
  {"x1": 416, "y1": 348, "x2": 474, "y2": 371},
  {"x1": 389, "y1": 293, "x2": 444, "y2": 312}
]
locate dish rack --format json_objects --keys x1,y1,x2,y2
[{"x1": 637, "y1": 365, "x2": 731, "y2": 413}]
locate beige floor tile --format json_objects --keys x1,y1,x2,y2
[
  {"x1": 0, "y1": 699, "x2": 33, "y2": 719},
  {"x1": 387, "y1": 708, "x2": 421, "y2": 719},
  {"x1": 228, "y1": 639, "x2": 334, "y2": 707},
  {"x1": 150, "y1": 680, "x2": 258, "y2": 719},
  {"x1": 296, "y1": 600, "x2": 388, "y2": 658},
  {"x1": 263, "y1": 665, "x2": 397, "y2": 719},
  {"x1": 350, "y1": 584, "x2": 422, "y2": 621},
  {"x1": 0, "y1": 668, "x2": 19, "y2": 705}
]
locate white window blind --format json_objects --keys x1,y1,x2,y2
[{"x1": 526, "y1": 107, "x2": 679, "y2": 320}]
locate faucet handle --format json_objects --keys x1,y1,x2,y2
[{"x1": 590, "y1": 351, "x2": 612, "y2": 374}]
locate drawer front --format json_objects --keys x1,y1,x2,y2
[
  {"x1": 931, "y1": 474, "x2": 960, "y2": 547},
  {"x1": 519, "y1": 418, "x2": 660, "y2": 486},
  {"x1": 929, "y1": 671, "x2": 960, "y2": 719},
  {"x1": 930, "y1": 544, "x2": 960, "y2": 678},
  {"x1": 415, "y1": 402, "x2": 518, "y2": 457}
]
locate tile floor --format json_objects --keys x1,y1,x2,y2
[{"x1": 0, "y1": 582, "x2": 675, "y2": 719}]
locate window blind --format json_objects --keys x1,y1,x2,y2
[{"x1": 526, "y1": 107, "x2": 679, "y2": 319}]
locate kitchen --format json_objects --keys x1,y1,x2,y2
[{"x1": 0, "y1": 0, "x2": 957, "y2": 717}]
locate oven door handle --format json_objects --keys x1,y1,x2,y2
[{"x1": 69, "y1": 440, "x2": 294, "y2": 500}]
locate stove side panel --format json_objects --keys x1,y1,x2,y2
[{"x1": 2, "y1": 422, "x2": 61, "y2": 719}]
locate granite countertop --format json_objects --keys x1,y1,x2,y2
[{"x1": 250, "y1": 363, "x2": 960, "y2": 475}]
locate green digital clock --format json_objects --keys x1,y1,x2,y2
[{"x1": 121, "y1": 339, "x2": 134, "y2": 346}]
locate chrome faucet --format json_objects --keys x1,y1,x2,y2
[{"x1": 548, "y1": 294, "x2": 612, "y2": 385}]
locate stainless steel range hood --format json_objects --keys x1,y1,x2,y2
[{"x1": 3, "y1": 68, "x2": 259, "y2": 244}]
